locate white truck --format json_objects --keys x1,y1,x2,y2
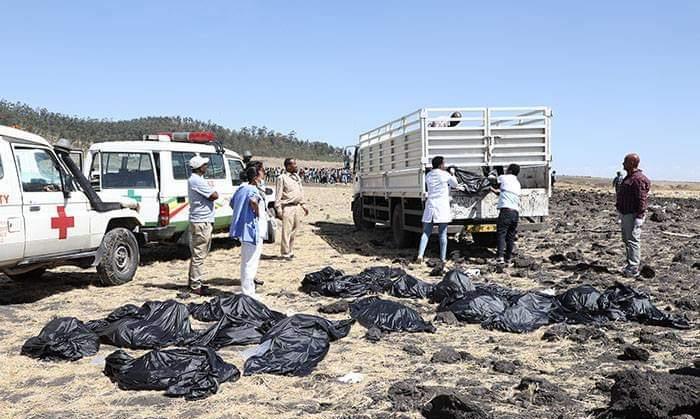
[
  {"x1": 0, "y1": 126, "x2": 145, "y2": 285},
  {"x1": 351, "y1": 107, "x2": 552, "y2": 247}
]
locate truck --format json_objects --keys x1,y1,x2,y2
[
  {"x1": 0, "y1": 125, "x2": 145, "y2": 285},
  {"x1": 84, "y1": 132, "x2": 276, "y2": 246},
  {"x1": 350, "y1": 107, "x2": 552, "y2": 247}
]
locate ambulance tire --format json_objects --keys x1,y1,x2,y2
[
  {"x1": 97, "y1": 228, "x2": 140, "y2": 286},
  {"x1": 471, "y1": 232, "x2": 498, "y2": 248},
  {"x1": 5, "y1": 267, "x2": 47, "y2": 282}
]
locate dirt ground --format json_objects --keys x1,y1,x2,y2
[{"x1": 0, "y1": 183, "x2": 698, "y2": 419}]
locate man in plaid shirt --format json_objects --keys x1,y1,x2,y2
[{"x1": 615, "y1": 153, "x2": 651, "y2": 278}]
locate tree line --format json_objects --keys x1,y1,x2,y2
[{"x1": 0, "y1": 100, "x2": 344, "y2": 162}]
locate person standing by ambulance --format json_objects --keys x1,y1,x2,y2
[
  {"x1": 186, "y1": 156, "x2": 219, "y2": 295},
  {"x1": 274, "y1": 158, "x2": 308, "y2": 259}
]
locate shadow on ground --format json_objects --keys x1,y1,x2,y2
[
  {"x1": 310, "y1": 221, "x2": 497, "y2": 261},
  {"x1": 0, "y1": 271, "x2": 96, "y2": 305}
]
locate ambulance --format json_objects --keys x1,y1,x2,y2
[
  {"x1": 0, "y1": 125, "x2": 144, "y2": 285},
  {"x1": 84, "y1": 132, "x2": 275, "y2": 245}
]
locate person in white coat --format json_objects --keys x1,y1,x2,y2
[{"x1": 416, "y1": 156, "x2": 463, "y2": 263}]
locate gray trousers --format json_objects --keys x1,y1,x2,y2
[
  {"x1": 188, "y1": 222, "x2": 213, "y2": 289},
  {"x1": 621, "y1": 214, "x2": 642, "y2": 269}
]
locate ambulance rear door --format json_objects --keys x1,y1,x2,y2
[{"x1": 89, "y1": 150, "x2": 159, "y2": 227}]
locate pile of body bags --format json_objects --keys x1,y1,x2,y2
[
  {"x1": 21, "y1": 295, "x2": 354, "y2": 400},
  {"x1": 302, "y1": 266, "x2": 690, "y2": 333}
]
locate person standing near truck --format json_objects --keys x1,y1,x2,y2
[
  {"x1": 187, "y1": 156, "x2": 219, "y2": 295},
  {"x1": 616, "y1": 153, "x2": 651, "y2": 278},
  {"x1": 492, "y1": 164, "x2": 522, "y2": 266},
  {"x1": 275, "y1": 158, "x2": 309, "y2": 259},
  {"x1": 416, "y1": 156, "x2": 463, "y2": 264}
]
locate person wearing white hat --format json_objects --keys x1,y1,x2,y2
[{"x1": 187, "y1": 155, "x2": 219, "y2": 295}]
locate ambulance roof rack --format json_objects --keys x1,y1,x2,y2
[{"x1": 142, "y1": 131, "x2": 216, "y2": 143}]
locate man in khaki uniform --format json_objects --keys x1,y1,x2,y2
[{"x1": 274, "y1": 158, "x2": 308, "y2": 258}]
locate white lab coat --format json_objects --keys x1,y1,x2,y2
[{"x1": 422, "y1": 169, "x2": 460, "y2": 223}]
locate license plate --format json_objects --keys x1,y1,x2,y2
[{"x1": 463, "y1": 224, "x2": 496, "y2": 233}]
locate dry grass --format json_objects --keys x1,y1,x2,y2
[{"x1": 0, "y1": 182, "x2": 697, "y2": 419}]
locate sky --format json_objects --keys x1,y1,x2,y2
[{"x1": 1, "y1": 0, "x2": 698, "y2": 181}]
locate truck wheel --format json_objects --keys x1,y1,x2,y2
[
  {"x1": 472, "y1": 232, "x2": 498, "y2": 248},
  {"x1": 5, "y1": 267, "x2": 47, "y2": 282},
  {"x1": 392, "y1": 205, "x2": 418, "y2": 248},
  {"x1": 352, "y1": 197, "x2": 374, "y2": 230},
  {"x1": 97, "y1": 228, "x2": 140, "y2": 286}
]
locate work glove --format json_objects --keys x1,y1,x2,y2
[{"x1": 634, "y1": 217, "x2": 644, "y2": 227}]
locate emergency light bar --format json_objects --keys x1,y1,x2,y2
[{"x1": 149, "y1": 131, "x2": 216, "y2": 143}]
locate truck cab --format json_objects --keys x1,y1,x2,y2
[{"x1": 0, "y1": 126, "x2": 144, "y2": 285}]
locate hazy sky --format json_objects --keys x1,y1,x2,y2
[{"x1": 1, "y1": 1, "x2": 698, "y2": 180}]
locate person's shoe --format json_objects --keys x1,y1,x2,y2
[
  {"x1": 281, "y1": 253, "x2": 293, "y2": 259},
  {"x1": 254, "y1": 278, "x2": 264, "y2": 286},
  {"x1": 495, "y1": 257, "x2": 505, "y2": 265},
  {"x1": 623, "y1": 267, "x2": 640, "y2": 278},
  {"x1": 415, "y1": 256, "x2": 424, "y2": 264},
  {"x1": 189, "y1": 285, "x2": 211, "y2": 296},
  {"x1": 504, "y1": 259, "x2": 513, "y2": 267}
]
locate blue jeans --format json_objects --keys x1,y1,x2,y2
[{"x1": 417, "y1": 222, "x2": 448, "y2": 261}]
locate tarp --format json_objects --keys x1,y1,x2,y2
[
  {"x1": 21, "y1": 317, "x2": 100, "y2": 361},
  {"x1": 438, "y1": 274, "x2": 690, "y2": 332},
  {"x1": 104, "y1": 346, "x2": 239, "y2": 400},
  {"x1": 301, "y1": 266, "x2": 401, "y2": 298},
  {"x1": 389, "y1": 273, "x2": 434, "y2": 299},
  {"x1": 430, "y1": 269, "x2": 477, "y2": 304},
  {"x1": 243, "y1": 314, "x2": 353, "y2": 376},
  {"x1": 87, "y1": 300, "x2": 192, "y2": 349},
  {"x1": 350, "y1": 296, "x2": 436, "y2": 333},
  {"x1": 187, "y1": 294, "x2": 286, "y2": 349},
  {"x1": 453, "y1": 169, "x2": 492, "y2": 196},
  {"x1": 437, "y1": 289, "x2": 507, "y2": 323},
  {"x1": 482, "y1": 292, "x2": 560, "y2": 333},
  {"x1": 597, "y1": 282, "x2": 690, "y2": 329}
]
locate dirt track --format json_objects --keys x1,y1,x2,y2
[{"x1": 0, "y1": 184, "x2": 698, "y2": 419}]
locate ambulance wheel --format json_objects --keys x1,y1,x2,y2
[
  {"x1": 472, "y1": 232, "x2": 498, "y2": 248},
  {"x1": 352, "y1": 197, "x2": 374, "y2": 230},
  {"x1": 97, "y1": 228, "x2": 140, "y2": 286},
  {"x1": 5, "y1": 267, "x2": 47, "y2": 282},
  {"x1": 392, "y1": 205, "x2": 418, "y2": 248}
]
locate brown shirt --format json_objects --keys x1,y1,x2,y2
[
  {"x1": 615, "y1": 169, "x2": 651, "y2": 217},
  {"x1": 274, "y1": 172, "x2": 305, "y2": 209}
]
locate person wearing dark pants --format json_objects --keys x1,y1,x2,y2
[{"x1": 492, "y1": 164, "x2": 522, "y2": 265}]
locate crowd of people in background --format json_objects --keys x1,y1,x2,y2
[{"x1": 265, "y1": 167, "x2": 352, "y2": 185}]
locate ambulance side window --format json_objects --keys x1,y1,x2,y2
[
  {"x1": 228, "y1": 159, "x2": 243, "y2": 186},
  {"x1": 172, "y1": 152, "x2": 195, "y2": 180},
  {"x1": 15, "y1": 148, "x2": 63, "y2": 192},
  {"x1": 202, "y1": 153, "x2": 225, "y2": 179},
  {"x1": 101, "y1": 152, "x2": 155, "y2": 189}
]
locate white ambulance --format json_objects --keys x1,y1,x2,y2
[
  {"x1": 0, "y1": 125, "x2": 144, "y2": 285},
  {"x1": 84, "y1": 132, "x2": 275, "y2": 245}
]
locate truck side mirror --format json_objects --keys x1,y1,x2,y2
[{"x1": 63, "y1": 174, "x2": 74, "y2": 198}]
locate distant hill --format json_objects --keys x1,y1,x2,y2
[{"x1": 0, "y1": 100, "x2": 343, "y2": 162}]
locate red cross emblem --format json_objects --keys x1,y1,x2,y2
[{"x1": 51, "y1": 206, "x2": 75, "y2": 240}]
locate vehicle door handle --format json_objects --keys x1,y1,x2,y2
[{"x1": 29, "y1": 206, "x2": 40, "y2": 212}]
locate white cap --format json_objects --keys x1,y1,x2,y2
[{"x1": 189, "y1": 156, "x2": 209, "y2": 169}]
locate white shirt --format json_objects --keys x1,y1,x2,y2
[
  {"x1": 422, "y1": 169, "x2": 460, "y2": 223},
  {"x1": 497, "y1": 174, "x2": 521, "y2": 211}
]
